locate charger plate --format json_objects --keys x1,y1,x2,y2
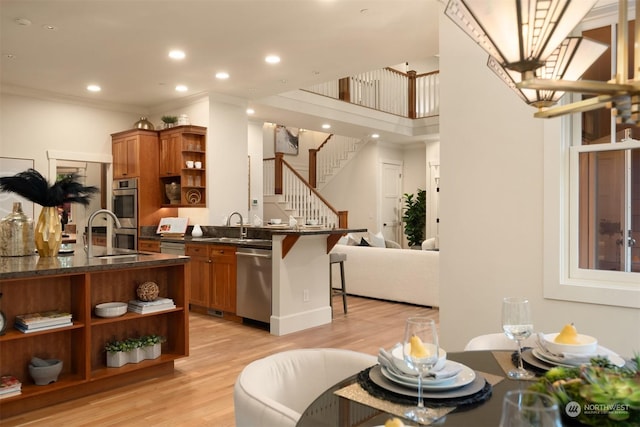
[{"x1": 368, "y1": 365, "x2": 485, "y2": 399}]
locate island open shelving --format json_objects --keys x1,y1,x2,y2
[{"x1": 0, "y1": 253, "x2": 189, "y2": 419}]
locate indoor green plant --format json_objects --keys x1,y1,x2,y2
[
  {"x1": 402, "y1": 189, "x2": 426, "y2": 248},
  {"x1": 161, "y1": 115, "x2": 178, "y2": 128},
  {"x1": 0, "y1": 169, "x2": 98, "y2": 256},
  {"x1": 528, "y1": 355, "x2": 640, "y2": 426}
]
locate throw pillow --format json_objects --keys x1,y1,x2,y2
[
  {"x1": 346, "y1": 233, "x2": 359, "y2": 246},
  {"x1": 358, "y1": 237, "x2": 371, "y2": 246},
  {"x1": 368, "y1": 231, "x2": 386, "y2": 248}
]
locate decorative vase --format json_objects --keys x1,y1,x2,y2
[
  {"x1": 191, "y1": 224, "x2": 203, "y2": 237},
  {"x1": 165, "y1": 183, "x2": 181, "y2": 205},
  {"x1": 133, "y1": 117, "x2": 154, "y2": 130},
  {"x1": 0, "y1": 202, "x2": 35, "y2": 256},
  {"x1": 34, "y1": 206, "x2": 62, "y2": 257}
]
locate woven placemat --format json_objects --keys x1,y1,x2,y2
[{"x1": 492, "y1": 349, "x2": 544, "y2": 380}]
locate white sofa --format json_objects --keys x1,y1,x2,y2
[{"x1": 329, "y1": 243, "x2": 439, "y2": 307}]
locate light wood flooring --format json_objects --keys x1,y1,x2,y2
[{"x1": 3, "y1": 296, "x2": 439, "y2": 427}]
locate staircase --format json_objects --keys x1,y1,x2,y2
[
  {"x1": 264, "y1": 154, "x2": 347, "y2": 228},
  {"x1": 309, "y1": 135, "x2": 367, "y2": 189}
]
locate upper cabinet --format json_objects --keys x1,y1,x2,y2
[
  {"x1": 159, "y1": 125, "x2": 207, "y2": 207},
  {"x1": 112, "y1": 129, "x2": 158, "y2": 179}
]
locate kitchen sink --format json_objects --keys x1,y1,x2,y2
[{"x1": 198, "y1": 237, "x2": 271, "y2": 245}]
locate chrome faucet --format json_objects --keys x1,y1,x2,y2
[
  {"x1": 86, "y1": 209, "x2": 122, "y2": 257},
  {"x1": 226, "y1": 211, "x2": 246, "y2": 239}
]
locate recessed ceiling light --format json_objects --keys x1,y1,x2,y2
[
  {"x1": 169, "y1": 50, "x2": 185, "y2": 60},
  {"x1": 215, "y1": 71, "x2": 230, "y2": 80},
  {"x1": 322, "y1": 124, "x2": 331, "y2": 129},
  {"x1": 41, "y1": 24, "x2": 58, "y2": 31},
  {"x1": 175, "y1": 85, "x2": 188, "y2": 92},
  {"x1": 4, "y1": 54, "x2": 16, "y2": 60},
  {"x1": 371, "y1": 134, "x2": 380, "y2": 139},
  {"x1": 87, "y1": 84, "x2": 101, "y2": 92},
  {"x1": 246, "y1": 108, "x2": 255, "y2": 115},
  {"x1": 265, "y1": 55, "x2": 280, "y2": 64}
]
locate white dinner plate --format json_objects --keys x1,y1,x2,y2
[
  {"x1": 380, "y1": 362, "x2": 475, "y2": 391},
  {"x1": 380, "y1": 360, "x2": 461, "y2": 387},
  {"x1": 369, "y1": 365, "x2": 486, "y2": 399},
  {"x1": 532, "y1": 346, "x2": 625, "y2": 368}
]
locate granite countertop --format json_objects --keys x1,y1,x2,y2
[{"x1": 0, "y1": 248, "x2": 188, "y2": 280}]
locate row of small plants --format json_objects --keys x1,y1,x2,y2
[{"x1": 104, "y1": 334, "x2": 165, "y2": 353}]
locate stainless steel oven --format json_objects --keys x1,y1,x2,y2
[
  {"x1": 113, "y1": 178, "x2": 137, "y2": 228},
  {"x1": 113, "y1": 178, "x2": 138, "y2": 250}
]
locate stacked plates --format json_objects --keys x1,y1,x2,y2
[
  {"x1": 376, "y1": 346, "x2": 484, "y2": 399},
  {"x1": 523, "y1": 341, "x2": 626, "y2": 370}
]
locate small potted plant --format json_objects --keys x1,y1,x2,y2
[
  {"x1": 161, "y1": 115, "x2": 178, "y2": 129},
  {"x1": 140, "y1": 334, "x2": 165, "y2": 360},
  {"x1": 105, "y1": 340, "x2": 129, "y2": 368}
]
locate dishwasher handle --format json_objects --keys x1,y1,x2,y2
[{"x1": 236, "y1": 251, "x2": 272, "y2": 259}]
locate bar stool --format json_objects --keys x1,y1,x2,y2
[{"x1": 329, "y1": 252, "x2": 347, "y2": 314}]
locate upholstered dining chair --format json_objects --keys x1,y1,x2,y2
[
  {"x1": 464, "y1": 332, "x2": 537, "y2": 351},
  {"x1": 233, "y1": 348, "x2": 377, "y2": 427}
]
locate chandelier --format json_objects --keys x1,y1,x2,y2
[{"x1": 445, "y1": 0, "x2": 640, "y2": 124}]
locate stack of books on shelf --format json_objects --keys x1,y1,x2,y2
[
  {"x1": 0, "y1": 375, "x2": 22, "y2": 399},
  {"x1": 128, "y1": 297, "x2": 176, "y2": 314},
  {"x1": 14, "y1": 310, "x2": 73, "y2": 334}
]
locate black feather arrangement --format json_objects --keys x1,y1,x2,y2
[{"x1": 0, "y1": 168, "x2": 99, "y2": 207}]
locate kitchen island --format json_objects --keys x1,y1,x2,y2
[{"x1": 0, "y1": 251, "x2": 189, "y2": 419}]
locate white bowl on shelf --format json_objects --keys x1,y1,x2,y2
[
  {"x1": 95, "y1": 302, "x2": 127, "y2": 318},
  {"x1": 543, "y1": 333, "x2": 598, "y2": 355}
]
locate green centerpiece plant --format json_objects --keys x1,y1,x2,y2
[
  {"x1": 529, "y1": 355, "x2": 640, "y2": 426},
  {"x1": 402, "y1": 189, "x2": 426, "y2": 248}
]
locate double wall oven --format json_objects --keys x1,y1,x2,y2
[{"x1": 113, "y1": 178, "x2": 138, "y2": 250}]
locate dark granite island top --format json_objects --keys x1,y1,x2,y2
[{"x1": 0, "y1": 249, "x2": 189, "y2": 280}]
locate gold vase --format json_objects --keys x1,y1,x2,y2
[{"x1": 35, "y1": 206, "x2": 62, "y2": 257}]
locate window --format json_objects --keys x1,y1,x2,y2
[{"x1": 543, "y1": 17, "x2": 640, "y2": 308}]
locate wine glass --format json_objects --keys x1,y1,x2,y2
[
  {"x1": 402, "y1": 317, "x2": 440, "y2": 423},
  {"x1": 502, "y1": 297, "x2": 535, "y2": 380},
  {"x1": 499, "y1": 390, "x2": 563, "y2": 426}
]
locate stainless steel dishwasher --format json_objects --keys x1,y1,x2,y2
[{"x1": 236, "y1": 247, "x2": 272, "y2": 323}]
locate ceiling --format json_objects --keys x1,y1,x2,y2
[{"x1": 1, "y1": 0, "x2": 441, "y2": 142}]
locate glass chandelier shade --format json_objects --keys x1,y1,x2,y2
[
  {"x1": 445, "y1": 0, "x2": 599, "y2": 73},
  {"x1": 488, "y1": 37, "x2": 609, "y2": 108}
]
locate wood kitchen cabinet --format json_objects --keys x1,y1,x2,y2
[
  {"x1": 159, "y1": 125, "x2": 207, "y2": 207},
  {"x1": 185, "y1": 243, "x2": 236, "y2": 313},
  {"x1": 112, "y1": 129, "x2": 157, "y2": 179},
  {"x1": 138, "y1": 238, "x2": 161, "y2": 253},
  {"x1": 111, "y1": 129, "x2": 177, "y2": 238}
]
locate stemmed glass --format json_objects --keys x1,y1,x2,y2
[
  {"x1": 499, "y1": 390, "x2": 563, "y2": 426},
  {"x1": 502, "y1": 297, "x2": 535, "y2": 380},
  {"x1": 402, "y1": 316, "x2": 440, "y2": 423}
]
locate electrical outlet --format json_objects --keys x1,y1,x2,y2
[{"x1": 303, "y1": 289, "x2": 310, "y2": 302}]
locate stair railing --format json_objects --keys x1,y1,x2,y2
[
  {"x1": 309, "y1": 134, "x2": 362, "y2": 188},
  {"x1": 264, "y1": 154, "x2": 347, "y2": 228},
  {"x1": 305, "y1": 68, "x2": 439, "y2": 118}
]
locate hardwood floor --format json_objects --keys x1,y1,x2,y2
[{"x1": 3, "y1": 296, "x2": 438, "y2": 427}]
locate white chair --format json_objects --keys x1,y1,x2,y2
[
  {"x1": 233, "y1": 348, "x2": 376, "y2": 427},
  {"x1": 464, "y1": 333, "x2": 537, "y2": 351}
]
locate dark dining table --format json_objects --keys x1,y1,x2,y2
[{"x1": 297, "y1": 350, "x2": 535, "y2": 427}]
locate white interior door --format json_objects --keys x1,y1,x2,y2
[{"x1": 380, "y1": 161, "x2": 402, "y2": 244}]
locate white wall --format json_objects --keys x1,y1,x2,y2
[
  {"x1": 0, "y1": 92, "x2": 138, "y2": 222},
  {"x1": 438, "y1": 13, "x2": 640, "y2": 355},
  {"x1": 248, "y1": 121, "x2": 264, "y2": 221}
]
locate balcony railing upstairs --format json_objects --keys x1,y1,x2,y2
[
  {"x1": 264, "y1": 154, "x2": 348, "y2": 228},
  {"x1": 304, "y1": 68, "x2": 439, "y2": 118}
]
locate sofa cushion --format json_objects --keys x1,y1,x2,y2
[{"x1": 368, "y1": 231, "x2": 386, "y2": 248}]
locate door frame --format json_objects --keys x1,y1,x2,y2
[{"x1": 377, "y1": 158, "x2": 403, "y2": 245}]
